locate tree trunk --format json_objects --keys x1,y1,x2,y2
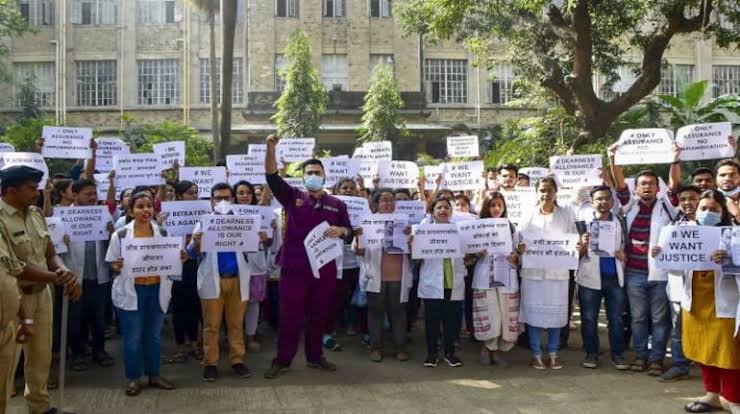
[
  {"x1": 219, "y1": 0, "x2": 237, "y2": 162},
  {"x1": 209, "y1": 12, "x2": 220, "y2": 162}
]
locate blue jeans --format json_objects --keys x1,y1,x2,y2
[
  {"x1": 579, "y1": 273, "x2": 626, "y2": 360},
  {"x1": 528, "y1": 326, "x2": 561, "y2": 357},
  {"x1": 669, "y1": 301, "x2": 689, "y2": 370},
  {"x1": 625, "y1": 271, "x2": 670, "y2": 363},
  {"x1": 116, "y1": 284, "x2": 165, "y2": 381}
]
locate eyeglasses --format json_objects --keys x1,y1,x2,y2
[{"x1": 212, "y1": 196, "x2": 231, "y2": 202}]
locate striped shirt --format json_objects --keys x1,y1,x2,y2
[{"x1": 617, "y1": 187, "x2": 655, "y2": 273}]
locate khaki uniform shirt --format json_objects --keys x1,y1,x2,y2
[
  {"x1": 0, "y1": 199, "x2": 51, "y2": 289},
  {"x1": 0, "y1": 229, "x2": 21, "y2": 327}
]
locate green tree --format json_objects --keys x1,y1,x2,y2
[
  {"x1": 124, "y1": 119, "x2": 214, "y2": 167},
  {"x1": 657, "y1": 80, "x2": 740, "y2": 128},
  {"x1": 219, "y1": 0, "x2": 238, "y2": 162},
  {"x1": 272, "y1": 30, "x2": 327, "y2": 138},
  {"x1": 358, "y1": 64, "x2": 408, "y2": 143},
  {"x1": 0, "y1": 1, "x2": 31, "y2": 81},
  {"x1": 17, "y1": 73, "x2": 42, "y2": 121},
  {"x1": 398, "y1": 0, "x2": 740, "y2": 149}
]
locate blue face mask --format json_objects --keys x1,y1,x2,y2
[
  {"x1": 304, "y1": 174, "x2": 325, "y2": 191},
  {"x1": 696, "y1": 210, "x2": 722, "y2": 226}
]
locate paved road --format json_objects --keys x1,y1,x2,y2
[{"x1": 8, "y1": 324, "x2": 701, "y2": 414}]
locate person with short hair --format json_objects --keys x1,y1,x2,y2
[
  {"x1": 517, "y1": 173, "x2": 530, "y2": 187},
  {"x1": 497, "y1": 164, "x2": 519, "y2": 192},
  {"x1": 691, "y1": 168, "x2": 716, "y2": 192},
  {"x1": 715, "y1": 159, "x2": 740, "y2": 224}
]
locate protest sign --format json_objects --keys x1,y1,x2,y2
[
  {"x1": 362, "y1": 141, "x2": 393, "y2": 161},
  {"x1": 94, "y1": 137, "x2": 129, "y2": 173},
  {"x1": 521, "y1": 232, "x2": 580, "y2": 270},
  {"x1": 587, "y1": 220, "x2": 617, "y2": 256},
  {"x1": 502, "y1": 188, "x2": 537, "y2": 226},
  {"x1": 0, "y1": 143, "x2": 14, "y2": 153},
  {"x1": 655, "y1": 225, "x2": 720, "y2": 271},
  {"x1": 446, "y1": 135, "x2": 479, "y2": 158},
  {"x1": 720, "y1": 227, "x2": 740, "y2": 274},
  {"x1": 322, "y1": 157, "x2": 360, "y2": 189},
  {"x1": 231, "y1": 205, "x2": 275, "y2": 232},
  {"x1": 46, "y1": 217, "x2": 67, "y2": 254},
  {"x1": 411, "y1": 223, "x2": 462, "y2": 259},
  {"x1": 423, "y1": 165, "x2": 444, "y2": 189},
  {"x1": 378, "y1": 160, "x2": 419, "y2": 189},
  {"x1": 121, "y1": 237, "x2": 183, "y2": 279},
  {"x1": 153, "y1": 141, "x2": 185, "y2": 170},
  {"x1": 359, "y1": 214, "x2": 393, "y2": 249},
  {"x1": 549, "y1": 154, "x2": 602, "y2": 188},
  {"x1": 352, "y1": 147, "x2": 377, "y2": 188},
  {"x1": 518, "y1": 167, "x2": 549, "y2": 185},
  {"x1": 248, "y1": 144, "x2": 267, "y2": 158},
  {"x1": 54, "y1": 206, "x2": 111, "y2": 242},
  {"x1": 614, "y1": 128, "x2": 675, "y2": 165},
  {"x1": 676, "y1": 122, "x2": 734, "y2": 161},
  {"x1": 113, "y1": 153, "x2": 164, "y2": 187},
  {"x1": 93, "y1": 173, "x2": 123, "y2": 201},
  {"x1": 335, "y1": 195, "x2": 371, "y2": 227},
  {"x1": 161, "y1": 200, "x2": 212, "y2": 237},
  {"x1": 456, "y1": 218, "x2": 513, "y2": 255},
  {"x1": 226, "y1": 154, "x2": 266, "y2": 185},
  {"x1": 443, "y1": 161, "x2": 484, "y2": 191},
  {"x1": 179, "y1": 167, "x2": 227, "y2": 199},
  {"x1": 283, "y1": 177, "x2": 307, "y2": 191},
  {"x1": 277, "y1": 138, "x2": 315, "y2": 163},
  {"x1": 41, "y1": 126, "x2": 92, "y2": 159},
  {"x1": 395, "y1": 200, "x2": 426, "y2": 224},
  {"x1": 304, "y1": 221, "x2": 344, "y2": 278},
  {"x1": 200, "y1": 214, "x2": 261, "y2": 252},
  {"x1": 1, "y1": 152, "x2": 49, "y2": 187}
]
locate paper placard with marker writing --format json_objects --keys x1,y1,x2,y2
[
  {"x1": 411, "y1": 223, "x2": 462, "y2": 259},
  {"x1": 41, "y1": 126, "x2": 93, "y2": 160},
  {"x1": 200, "y1": 214, "x2": 261, "y2": 253},
  {"x1": 654, "y1": 225, "x2": 720, "y2": 271},
  {"x1": 121, "y1": 237, "x2": 183, "y2": 279},
  {"x1": 614, "y1": 128, "x2": 674, "y2": 165}
]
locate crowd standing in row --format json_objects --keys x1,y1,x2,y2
[{"x1": 0, "y1": 132, "x2": 738, "y2": 414}]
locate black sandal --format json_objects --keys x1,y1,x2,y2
[
  {"x1": 125, "y1": 380, "x2": 141, "y2": 397},
  {"x1": 684, "y1": 401, "x2": 724, "y2": 413},
  {"x1": 93, "y1": 352, "x2": 115, "y2": 367}
]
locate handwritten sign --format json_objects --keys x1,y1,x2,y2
[
  {"x1": 518, "y1": 167, "x2": 549, "y2": 185},
  {"x1": 41, "y1": 126, "x2": 92, "y2": 159},
  {"x1": 304, "y1": 221, "x2": 344, "y2": 278},
  {"x1": 521, "y1": 232, "x2": 580, "y2": 270},
  {"x1": 153, "y1": 141, "x2": 185, "y2": 170},
  {"x1": 614, "y1": 128, "x2": 674, "y2": 165},
  {"x1": 443, "y1": 161, "x2": 484, "y2": 191},
  {"x1": 502, "y1": 188, "x2": 537, "y2": 227},
  {"x1": 0, "y1": 143, "x2": 14, "y2": 153},
  {"x1": 277, "y1": 138, "x2": 315, "y2": 163},
  {"x1": 322, "y1": 157, "x2": 360, "y2": 189},
  {"x1": 46, "y1": 217, "x2": 67, "y2": 254},
  {"x1": 422, "y1": 165, "x2": 444, "y2": 190},
  {"x1": 113, "y1": 153, "x2": 164, "y2": 187},
  {"x1": 226, "y1": 154, "x2": 266, "y2": 185},
  {"x1": 395, "y1": 200, "x2": 426, "y2": 224},
  {"x1": 248, "y1": 144, "x2": 267, "y2": 158},
  {"x1": 457, "y1": 218, "x2": 513, "y2": 254},
  {"x1": 378, "y1": 160, "x2": 419, "y2": 189},
  {"x1": 335, "y1": 195, "x2": 371, "y2": 227},
  {"x1": 655, "y1": 225, "x2": 719, "y2": 271},
  {"x1": 283, "y1": 177, "x2": 306, "y2": 191},
  {"x1": 720, "y1": 227, "x2": 740, "y2": 274},
  {"x1": 179, "y1": 167, "x2": 227, "y2": 199},
  {"x1": 411, "y1": 223, "x2": 462, "y2": 259},
  {"x1": 231, "y1": 205, "x2": 275, "y2": 232},
  {"x1": 93, "y1": 173, "x2": 123, "y2": 202},
  {"x1": 352, "y1": 147, "x2": 377, "y2": 189},
  {"x1": 200, "y1": 214, "x2": 261, "y2": 252},
  {"x1": 161, "y1": 200, "x2": 212, "y2": 237},
  {"x1": 362, "y1": 141, "x2": 393, "y2": 161},
  {"x1": 122, "y1": 237, "x2": 183, "y2": 278},
  {"x1": 94, "y1": 137, "x2": 129, "y2": 173},
  {"x1": 549, "y1": 154, "x2": 602, "y2": 188},
  {"x1": 1, "y1": 152, "x2": 49, "y2": 187},
  {"x1": 446, "y1": 135, "x2": 479, "y2": 158},
  {"x1": 676, "y1": 122, "x2": 734, "y2": 161},
  {"x1": 54, "y1": 206, "x2": 111, "y2": 242}
]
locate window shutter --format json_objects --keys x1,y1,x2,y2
[
  {"x1": 70, "y1": 0, "x2": 82, "y2": 24},
  {"x1": 337, "y1": 0, "x2": 344, "y2": 17},
  {"x1": 102, "y1": 0, "x2": 117, "y2": 24},
  {"x1": 174, "y1": 0, "x2": 183, "y2": 22},
  {"x1": 289, "y1": 0, "x2": 298, "y2": 17}
]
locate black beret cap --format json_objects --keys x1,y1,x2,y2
[{"x1": 0, "y1": 165, "x2": 44, "y2": 187}]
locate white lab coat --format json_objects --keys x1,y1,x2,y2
[
  {"x1": 519, "y1": 205, "x2": 577, "y2": 281},
  {"x1": 190, "y1": 221, "x2": 251, "y2": 302},
  {"x1": 357, "y1": 247, "x2": 413, "y2": 303}
]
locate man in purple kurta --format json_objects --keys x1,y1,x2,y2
[{"x1": 263, "y1": 134, "x2": 352, "y2": 379}]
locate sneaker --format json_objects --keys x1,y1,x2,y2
[
  {"x1": 612, "y1": 357, "x2": 630, "y2": 371},
  {"x1": 549, "y1": 354, "x2": 564, "y2": 370},
  {"x1": 369, "y1": 349, "x2": 383, "y2": 363},
  {"x1": 530, "y1": 356, "x2": 546, "y2": 370},
  {"x1": 424, "y1": 355, "x2": 438, "y2": 367},
  {"x1": 264, "y1": 361, "x2": 289, "y2": 379},
  {"x1": 396, "y1": 351, "x2": 409, "y2": 362},
  {"x1": 479, "y1": 349, "x2": 492, "y2": 366},
  {"x1": 658, "y1": 366, "x2": 688, "y2": 382},
  {"x1": 307, "y1": 357, "x2": 337, "y2": 371},
  {"x1": 202, "y1": 365, "x2": 218, "y2": 382},
  {"x1": 232, "y1": 363, "x2": 251, "y2": 379},
  {"x1": 582, "y1": 354, "x2": 598, "y2": 369},
  {"x1": 322, "y1": 335, "x2": 342, "y2": 351},
  {"x1": 444, "y1": 354, "x2": 463, "y2": 367}
]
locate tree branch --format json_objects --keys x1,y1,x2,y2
[
  {"x1": 569, "y1": 0, "x2": 603, "y2": 121},
  {"x1": 546, "y1": 5, "x2": 575, "y2": 43},
  {"x1": 539, "y1": 56, "x2": 578, "y2": 115}
]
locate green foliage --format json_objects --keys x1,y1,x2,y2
[
  {"x1": 656, "y1": 80, "x2": 740, "y2": 128},
  {"x1": 0, "y1": 2, "x2": 31, "y2": 81},
  {"x1": 133, "y1": 121, "x2": 214, "y2": 167},
  {"x1": 358, "y1": 64, "x2": 408, "y2": 143},
  {"x1": 17, "y1": 73, "x2": 42, "y2": 121},
  {"x1": 1, "y1": 117, "x2": 75, "y2": 175},
  {"x1": 272, "y1": 30, "x2": 327, "y2": 138}
]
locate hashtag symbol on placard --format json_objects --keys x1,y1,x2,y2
[{"x1": 672, "y1": 231, "x2": 677, "y2": 238}]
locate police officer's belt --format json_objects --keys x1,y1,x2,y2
[{"x1": 20, "y1": 284, "x2": 47, "y2": 295}]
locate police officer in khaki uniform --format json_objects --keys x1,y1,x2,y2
[{"x1": 0, "y1": 166, "x2": 80, "y2": 414}]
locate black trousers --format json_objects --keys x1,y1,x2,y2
[
  {"x1": 423, "y1": 289, "x2": 462, "y2": 357},
  {"x1": 67, "y1": 280, "x2": 108, "y2": 357},
  {"x1": 171, "y1": 260, "x2": 201, "y2": 345}
]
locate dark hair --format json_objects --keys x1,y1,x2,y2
[
  {"x1": 52, "y1": 173, "x2": 70, "y2": 180},
  {"x1": 119, "y1": 188, "x2": 133, "y2": 204},
  {"x1": 589, "y1": 185, "x2": 612, "y2": 198},
  {"x1": 698, "y1": 189, "x2": 732, "y2": 226},
  {"x1": 72, "y1": 178, "x2": 97, "y2": 194},
  {"x1": 535, "y1": 176, "x2": 559, "y2": 193},
  {"x1": 635, "y1": 170, "x2": 660, "y2": 187},
  {"x1": 232, "y1": 180, "x2": 256, "y2": 205},
  {"x1": 211, "y1": 182, "x2": 234, "y2": 199},
  {"x1": 714, "y1": 159, "x2": 740, "y2": 176},
  {"x1": 454, "y1": 193, "x2": 470, "y2": 206},
  {"x1": 691, "y1": 167, "x2": 714, "y2": 179},
  {"x1": 393, "y1": 188, "x2": 411, "y2": 198},
  {"x1": 479, "y1": 192, "x2": 508, "y2": 219},
  {"x1": 174, "y1": 180, "x2": 198, "y2": 198},
  {"x1": 372, "y1": 187, "x2": 395, "y2": 206},
  {"x1": 301, "y1": 159, "x2": 324, "y2": 173},
  {"x1": 51, "y1": 178, "x2": 73, "y2": 204},
  {"x1": 497, "y1": 163, "x2": 519, "y2": 175},
  {"x1": 428, "y1": 195, "x2": 452, "y2": 214},
  {"x1": 485, "y1": 167, "x2": 497, "y2": 173},
  {"x1": 332, "y1": 178, "x2": 357, "y2": 195},
  {"x1": 132, "y1": 185, "x2": 154, "y2": 197},
  {"x1": 436, "y1": 189, "x2": 454, "y2": 201},
  {"x1": 678, "y1": 184, "x2": 702, "y2": 195},
  {"x1": 517, "y1": 173, "x2": 530, "y2": 181},
  {"x1": 128, "y1": 191, "x2": 153, "y2": 211}
]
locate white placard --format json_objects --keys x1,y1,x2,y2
[
  {"x1": 502, "y1": 188, "x2": 537, "y2": 227},
  {"x1": 443, "y1": 161, "x2": 485, "y2": 191},
  {"x1": 724, "y1": 227, "x2": 740, "y2": 274},
  {"x1": 231, "y1": 205, "x2": 275, "y2": 232},
  {"x1": 54, "y1": 206, "x2": 111, "y2": 242},
  {"x1": 423, "y1": 165, "x2": 444, "y2": 190},
  {"x1": 94, "y1": 137, "x2": 129, "y2": 173},
  {"x1": 411, "y1": 223, "x2": 462, "y2": 259},
  {"x1": 161, "y1": 200, "x2": 212, "y2": 237},
  {"x1": 521, "y1": 232, "x2": 580, "y2": 270},
  {"x1": 456, "y1": 218, "x2": 513, "y2": 254},
  {"x1": 1, "y1": 152, "x2": 49, "y2": 187},
  {"x1": 377, "y1": 160, "x2": 419, "y2": 189},
  {"x1": 322, "y1": 157, "x2": 360, "y2": 189},
  {"x1": 593, "y1": 221, "x2": 617, "y2": 256},
  {"x1": 93, "y1": 173, "x2": 123, "y2": 202},
  {"x1": 248, "y1": 144, "x2": 267, "y2": 158},
  {"x1": 447, "y1": 135, "x2": 479, "y2": 158},
  {"x1": 395, "y1": 200, "x2": 426, "y2": 224},
  {"x1": 226, "y1": 154, "x2": 266, "y2": 185},
  {"x1": 518, "y1": 167, "x2": 549, "y2": 185},
  {"x1": 362, "y1": 141, "x2": 393, "y2": 161},
  {"x1": 179, "y1": 167, "x2": 227, "y2": 199},
  {"x1": 654, "y1": 225, "x2": 720, "y2": 271},
  {"x1": 0, "y1": 143, "x2": 15, "y2": 153},
  {"x1": 549, "y1": 154, "x2": 602, "y2": 189},
  {"x1": 359, "y1": 213, "x2": 393, "y2": 249},
  {"x1": 113, "y1": 153, "x2": 164, "y2": 187},
  {"x1": 46, "y1": 217, "x2": 67, "y2": 254},
  {"x1": 277, "y1": 138, "x2": 315, "y2": 163},
  {"x1": 121, "y1": 237, "x2": 183, "y2": 279},
  {"x1": 335, "y1": 195, "x2": 371, "y2": 227},
  {"x1": 153, "y1": 141, "x2": 185, "y2": 170},
  {"x1": 200, "y1": 214, "x2": 261, "y2": 252},
  {"x1": 614, "y1": 128, "x2": 675, "y2": 165},
  {"x1": 676, "y1": 122, "x2": 734, "y2": 161},
  {"x1": 41, "y1": 126, "x2": 92, "y2": 159},
  {"x1": 283, "y1": 177, "x2": 307, "y2": 191},
  {"x1": 352, "y1": 147, "x2": 377, "y2": 189},
  {"x1": 304, "y1": 221, "x2": 344, "y2": 278}
]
